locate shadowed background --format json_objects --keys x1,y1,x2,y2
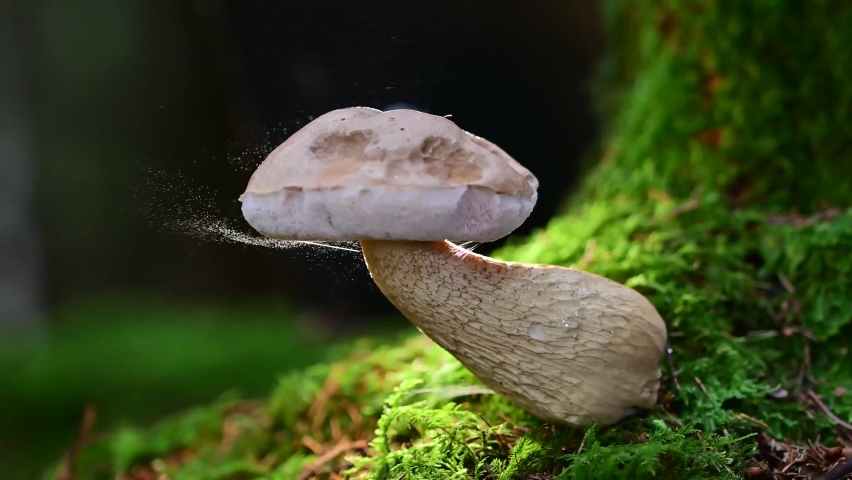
[{"x1": 0, "y1": 1, "x2": 604, "y2": 477}]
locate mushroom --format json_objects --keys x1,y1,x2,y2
[{"x1": 240, "y1": 107, "x2": 668, "y2": 427}]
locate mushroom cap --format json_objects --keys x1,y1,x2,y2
[{"x1": 240, "y1": 107, "x2": 538, "y2": 242}]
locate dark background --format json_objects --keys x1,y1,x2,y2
[{"x1": 0, "y1": 0, "x2": 604, "y2": 477}]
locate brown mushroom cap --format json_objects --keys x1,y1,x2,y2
[{"x1": 240, "y1": 107, "x2": 538, "y2": 242}]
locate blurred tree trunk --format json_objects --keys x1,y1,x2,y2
[{"x1": 0, "y1": 3, "x2": 42, "y2": 339}]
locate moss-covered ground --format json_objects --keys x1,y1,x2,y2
[
  {"x1": 0, "y1": 296, "x2": 354, "y2": 480},
  {"x1": 43, "y1": 1, "x2": 852, "y2": 478}
]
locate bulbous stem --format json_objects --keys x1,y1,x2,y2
[{"x1": 359, "y1": 239, "x2": 668, "y2": 427}]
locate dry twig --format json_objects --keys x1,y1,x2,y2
[
  {"x1": 694, "y1": 377, "x2": 710, "y2": 397},
  {"x1": 297, "y1": 439, "x2": 369, "y2": 480},
  {"x1": 55, "y1": 405, "x2": 97, "y2": 480},
  {"x1": 805, "y1": 390, "x2": 852, "y2": 432}
]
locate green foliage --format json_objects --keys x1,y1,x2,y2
[
  {"x1": 46, "y1": 397, "x2": 276, "y2": 480},
  {"x1": 1, "y1": 296, "x2": 324, "y2": 419},
  {"x1": 42, "y1": 335, "x2": 765, "y2": 479},
  {"x1": 560, "y1": 424, "x2": 755, "y2": 480},
  {"x1": 1, "y1": 295, "x2": 337, "y2": 480},
  {"x1": 41, "y1": 0, "x2": 852, "y2": 478}
]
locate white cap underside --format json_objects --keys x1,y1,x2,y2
[{"x1": 241, "y1": 186, "x2": 534, "y2": 242}]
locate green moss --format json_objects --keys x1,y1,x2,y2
[
  {"x1": 2, "y1": 295, "x2": 339, "y2": 480},
  {"x1": 46, "y1": 1, "x2": 852, "y2": 478}
]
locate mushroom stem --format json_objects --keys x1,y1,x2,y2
[{"x1": 359, "y1": 239, "x2": 668, "y2": 427}]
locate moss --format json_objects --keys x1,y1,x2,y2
[
  {"x1": 47, "y1": 1, "x2": 852, "y2": 478},
  {"x1": 1, "y1": 295, "x2": 338, "y2": 480}
]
